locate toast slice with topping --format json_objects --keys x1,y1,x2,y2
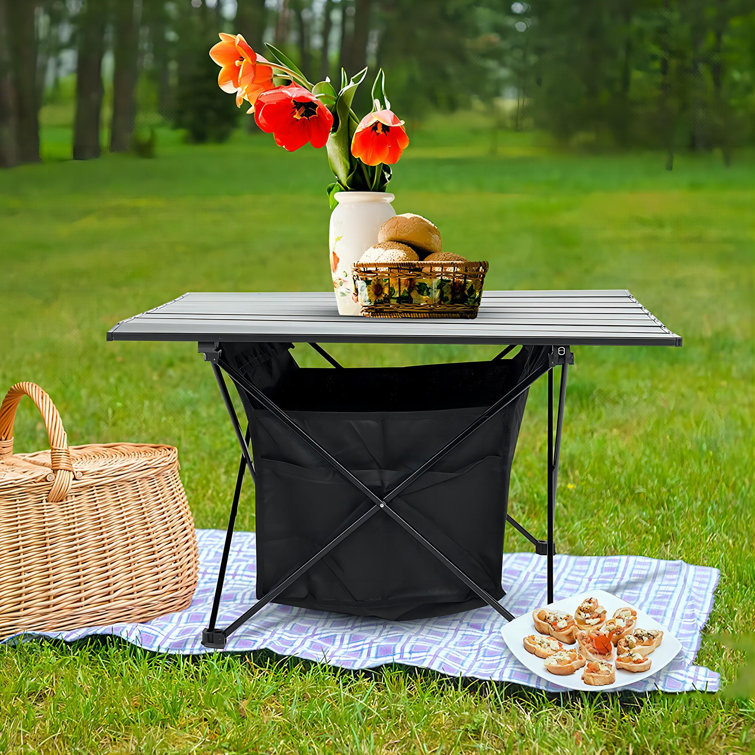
[
  {"x1": 523, "y1": 634, "x2": 564, "y2": 658},
  {"x1": 544, "y1": 648, "x2": 586, "y2": 676},
  {"x1": 617, "y1": 628, "x2": 663, "y2": 656},
  {"x1": 604, "y1": 606, "x2": 638, "y2": 644},
  {"x1": 577, "y1": 629, "x2": 616, "y2": 662},
  {"x1": 532, "y1": 608, "x2": 577, "y2": 644},
  {"x1": 616, "y1": 649, "x2": 652, "y2": 672},
  {"x1": 582, "y1": 660, "x2": 616, "y2": 686},
  {"x1": 574, "y1": 596, "x2": 607, "y2": 631}
]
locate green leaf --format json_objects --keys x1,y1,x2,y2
[
  {"x1": 326, "y1": 181, "x2": 344, "y2": 210},
  {"x1": 313, "y1": 80, "x2": 336, "y2": 99},
  {"x1": 417, "y1": 281, "x2": 431, "y2": 296},
  {"x1": 326, "y1": 69, "x2": 369, "y2": 188},
  {"x1": 370, "y1": 68, "x2": 390, "y2": 111},
  {"x1": 264, "y1": 43, "x2": 308, "y2": 83}
]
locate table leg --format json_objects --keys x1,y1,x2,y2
[
  {"x1": 205, "y1": 434, "x2": 248, "y2": 640},
  {"x1": 547, "y1": 361, "x2": 569, "y2": 603}
]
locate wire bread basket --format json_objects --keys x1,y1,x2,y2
[{"x1": 353, "y1": 260, "x2": 489, "y2": 318}]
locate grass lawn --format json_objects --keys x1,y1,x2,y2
[{"x1": 0, "y1": 113, "x2": 753, "y2": 753}]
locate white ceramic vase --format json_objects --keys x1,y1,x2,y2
[{"x1": 329, "y1": 191, "x2": 395, "y2": 316}]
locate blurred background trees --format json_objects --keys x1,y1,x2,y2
[{"x1": 0, "y1": 0, "x2": 752, "y2": 167}]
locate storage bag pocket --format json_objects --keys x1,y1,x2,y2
[{"x1": 225, "y1": 344, "x2": 539, "y2": 620}]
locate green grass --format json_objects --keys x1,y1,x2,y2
[{"x1": 0, "y1": 113, "x2": 753, "y2": 753}]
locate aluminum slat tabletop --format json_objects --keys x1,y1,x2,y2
[{"x1": 107, "y1": 290, "x2": 681, "y2": 347}]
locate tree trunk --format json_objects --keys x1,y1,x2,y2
[
  {"x1": 0, "y1": 0, "x2": 19, "y2": 167},
  {"x1": 658, "y1": 0, "x2": 674, "y2": 171},
  {"x1": 347, "y1": 0, "x2": 371, "y2": 73},
  {"x1": 73, "y1": 0, "x2": 107, "y2": 160},
  {"x1": 710, "y1": 0, "x2": 731, "y2": 165},
  {"x1": 7, "y1": 0, "x2": 40, "y2": 163},
  {"x1": 274, "y1": 0, "x2": 290, "y2": 47},
  {"x1": 145, "y1": 1, "x2": 172, "y2": 120},
  {"x1": 319, "y1": 0, "x2": 334, "y2": 81},
  {"x1": 110, "y1": 0, "x2": 141, "y2": 153},
  {"x1": 338, "y1": 0, "x2": 351, "y2": 74},
  {"x1": 688, "y1": 1, "x2": 706, "y2": 152},
  {"x1": 235, "y1": 0, "x2": 267, "y2": 51},
  {"x1": 292, "y1": 0, "x2": 310, "y2": 74}
]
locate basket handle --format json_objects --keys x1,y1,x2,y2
[{"x1": 0, "y1": 382, "x2": 74, "y2": 502}]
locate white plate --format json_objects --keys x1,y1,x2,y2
[{"x1": 501, "y1": 589, "x2": 682, "y2": 691}]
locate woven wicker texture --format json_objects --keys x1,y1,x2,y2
[
  {"x1": 0, "y1": 383, "x2": 198, "y2": 640},
  {"x1": 352, "y1": 260, "x2": 489, "y2": 318}
]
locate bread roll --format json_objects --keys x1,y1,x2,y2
[
  {"x1": 422, "y1": 252, "x2": 468, "y2": 263},
  {"x1": 359, "y1": 241, "x2": 419, "y2": 264},
  {"x1": 378, "y1": 213, "x2": 442, "y2": 256}
]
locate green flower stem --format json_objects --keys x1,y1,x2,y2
[{"x1": 266, "y1": 62, "x2": 312, "y2": 90}]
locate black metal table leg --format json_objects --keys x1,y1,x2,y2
[
  {"x1": 546, "y1": 358, "x2": 569, "y2": 603},
  {"x1": 203, "y1": 431, "x2": 249, "y2": 648}
]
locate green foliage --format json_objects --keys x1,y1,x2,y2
[
  {"x1": 174, "y1": 49, "x2": 239, "y2": 144},
  {"x1": 0, "y1": 117, "x2": 753, "y2": 751}
]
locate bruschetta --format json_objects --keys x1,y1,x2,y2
[
  {"x1": 523, "y1": 634, "x2": 564, "y2": 658},
  {"x1": 616, "y1": 650, "x2": 652, "y2": 673},
  {"x1": 532, "y1": 608, "x2": 577, "y2": 643},
  {"x1": 544, "y1": 648, "x2": 586, "y2": 676},
  {"x1": 604, "y1": 606, "x2": 637, "y2": 644},
  {"x1": 582, "y1": 660, "x2": 616, "y2": 686},
  {"x1": 617, "y1": 628, "x2": 663, "y2": 656},
  {"x1": 574, "y1": 596, "x2": 607, "y2": 631},
  {"x1": 577, "y1": 629, "x2": 615, "y2": 662}
]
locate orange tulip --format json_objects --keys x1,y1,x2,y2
[
  {"x1": 209, "y1": 33, "x2": 255, "y2": 94},
  {"x1": 351, "y1": 109, "x2": 409, "y2": 166},
  {"x1": 238, "y1": 53, "x2": 276, "y2": 109}
]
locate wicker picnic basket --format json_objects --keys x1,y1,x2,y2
[
  {"x1": 0, "y1": 382, "x2": 198, "y2": 641},
  {"x1": 352, "y1": 260, "x2": 489, "y2": 318}
]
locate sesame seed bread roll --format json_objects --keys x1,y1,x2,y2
[{"x1": 378, "y1": 213, "x2": 442, "y2": 257}]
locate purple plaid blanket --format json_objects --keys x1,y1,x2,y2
[{"x1": 4, "y1": 530, "x2": 719, "y2": 692}]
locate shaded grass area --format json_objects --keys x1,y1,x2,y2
[{"x1": 0, "y1": 116, "x2": 753, "y2": 753}]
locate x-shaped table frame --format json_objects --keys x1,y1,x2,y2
[{"x1": 199, "y1": 341, "x2": 573, "y2": 649}]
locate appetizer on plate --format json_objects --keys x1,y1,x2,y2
[
  {"x1": 604, "y1": 607, "x2": 638, "y2": 644},
  {"x1": 532, "y1": 608, "x2": 577, "y2": 643},
  {"x1": 617, "y1": 628, "x2": 663, "y2": 656},
  {"x1": 544, "y1": 648, "x2": 586, "y2": 676},
  {"x1": 616, "y1": 649, "x2": 652, "y2": 672},
  {"x1": 577, "y1": 629, "x2": 615, "y2": 662},
  {"x1": 582, "y1": 660, "x2": 616, "y2": 686},
  {"x1": 574, "y1": 596, "x2": 607, "y2": 631},
  {"x1": 523, "y1": 634, "x2": 564, "y2": 658}
]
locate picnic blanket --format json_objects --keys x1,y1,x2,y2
[{"x1": 4, "y1": 529, "x2": 720, "y2": 693}]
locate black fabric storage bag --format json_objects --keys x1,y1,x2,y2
[{"x1": 223, "y1": 342, "x2": 538, "y2": 620}]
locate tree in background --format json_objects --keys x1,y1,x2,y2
[
  {"x1": 0, "y1": 0, "x2": 19, "y2": 167},
  {"x1": 174, "y1": 4, "x2": 238, "y2": 143},
  {"x1": 0, "y1": 0, "x2": 753, "y2": 168},
  {"x1": 6, "y1": 0, "x2": 40, "y2": 163},
  {"x1": 73, "y1": 0, "x2": 107, "y2": 160},
  {"x1": 110, "y1": 0, "x2": 142, "y2": 153}
]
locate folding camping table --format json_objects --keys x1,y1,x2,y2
[{"x1": 108, "y1": 290, "x2": 681, "y2": 649}]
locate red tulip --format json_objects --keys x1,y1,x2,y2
[
  {"x1": 254, "y1": 85, "x2": 334, "y2": 151},
  {"x1": 209, "y1": 33, "x2": 255, "y2": 94},
  {"x1": 351, "y1": 109, "x2": 409, "y2": 166}
]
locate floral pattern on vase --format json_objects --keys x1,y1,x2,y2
[{"x1": 329, "y1": 191, "x2": 395, "y2": 315}]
